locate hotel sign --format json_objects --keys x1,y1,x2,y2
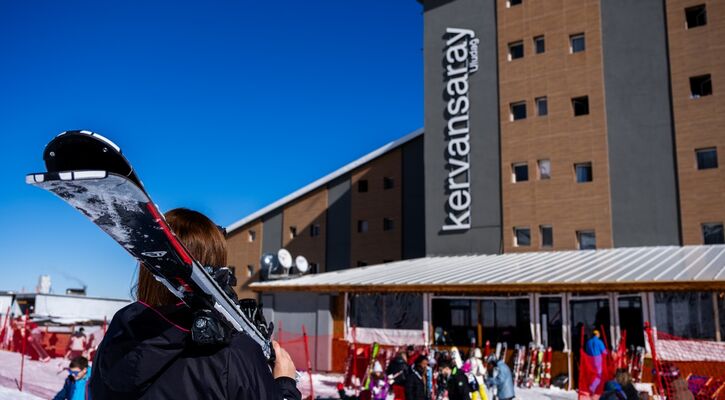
[{"x1": 442, "y1": 27, "x2": 478, "y2": 232}]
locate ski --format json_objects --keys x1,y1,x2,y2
[
  {"x1": 541, "y1": 346, "x2": 552, "y2": 388},
  {"x1": 27, "y1": 131, "x2": 273, "y2": 360}
]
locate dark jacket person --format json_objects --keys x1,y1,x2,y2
[
  {"x1": 405, "y1": 355, "x2": 430, "y2": 400},
  {"x1": 89, "y1": 208, "x2": 300, "y2": 400}
]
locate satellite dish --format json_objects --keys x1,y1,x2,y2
[
  {"x1": 260, "y1": 252, "x2": 277, "y2": 272},
  {"x1": 277, "y1": 249, "x2": 293, "y2": 270},
  {"x1": 295, "y1": 256, "x2": 309, "y2": 274}
]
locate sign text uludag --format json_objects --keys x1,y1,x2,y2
[{"x1": 442, "y1": 27, "x2": 478, "y2": 232}]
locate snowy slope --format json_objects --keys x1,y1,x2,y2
[{"x1": 0, "y1": 350, "x2": 67, "y2": 399}]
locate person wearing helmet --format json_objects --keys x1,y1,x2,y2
[
  {"x1": 585, "y1": 330, "x2": 608, "y2": 394},
  {"x1": 485, "y1": 355, "x2": 515, "y2": 400},
  {"x1": 370, "y1": 361, "x2": 390, "y2": 400},
  {"x1": 469, "y1": 348, "x2": 489, "y2": 400}
]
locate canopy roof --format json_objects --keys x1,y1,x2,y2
[{"x1": 251, "y1": 245, "x2": 725, "y2": 293}]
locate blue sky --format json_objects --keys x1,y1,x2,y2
[{"x1": 0, "y1": 1, "x2": 423, "y2": 299}]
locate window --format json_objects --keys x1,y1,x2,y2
[
  {"x1": 351, "y1": 293, "x2": 423, "y2": 330},
  {"x1": 481, "y1": 298, "x2": 532, "y2": 346},
  {"x1": 538, "y1": 159, "x2": 551, "y2": 180},
  {"x1": 247, "y1": 265, "x2": 254, "y2": 277},
  {"x1": 309, "y1": 223, "x2": 320, "y2": 237},
  {"x1": 572, "y1": 96, "x2": 590, "y2": 116},
  {"x1": 357, "y1": 179, "x2": 368, "y2": 193},
  {"x1": 540, "y1": 225, "x2": 553, "y2": 247},
  {"x1": 685, "y1": 4, "x2": 707, "y2": 29},
  {"x1": 570, "y1": 33, "x2": 585, "y2": 53},
  {"x1": 577, "y1": 230, "x2": 596, "y2": 250},
  {"x1": 508, "y1": 41, "x2": 524, "y2": 60},
  {"x1": 512, "y1": 162, "x2": 529, "y2": 182},
  {"x1": 514, "y1": 227, "x2": 531, "y2": 247},
  {"x1": 248, "y1": 230, "x2": 256, "y2": 243},
  {"x1": 383, "y1": 218, "x2": 394, "y2": 231},
  {"x1": 289, "y1": 226, "x2": 297, "y2": 239},
  {"x1": 575, "y1": 162, "x2": 593, "y2": 182},
  {"x1": 357, "y1": 220, "x2": 368, "y2": 233},
  {"x1": 690, "y1": 74, "x2": 712, "y2": 98},
  {"x1": 536, "y1": 96, "x2": 548, "y2": 116},
  {"x1": 432, "y1": 298, "x2": 532, "y2": 346},
  {"x1": 539, "y1": 297, "x2": 564, "y2": 350},
  {"x1": 655, "y1": 292, "x2": 715, "y2": 339},
  {"x1": 696, "y1": 148, "x2": 718, "y2": 169},
  {"x1": 534, "y1": 36, "x2": 545, "y2": 54},
  {"x1": 510, "y1": 101, "x2": 527, "y2": 121},
  {"x1": 507, "y1": 0, "x2": 522, "y2": 6},
  {"x1": 702, "y1": 223, "x2": 724, "y2": 245},
  {"x1": 383, "y1": 177, "x2": 395, "y2": 190},
  {"x1": 357, "y1": 261, "x2": 368, "y2": 267}
]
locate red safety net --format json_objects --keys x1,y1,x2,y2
[
  {"x1": 646, "y1": 323, "x2": 725, "y2": 400},
  {"x1": 578, "y1": 325, "x2": 616, "y2": 400},
  {"x1": 275, "y1": 322, "x2": 316, "y2": 399}
]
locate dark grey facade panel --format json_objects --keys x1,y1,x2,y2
[
  {"x1": 325, "y1": 175, "x2": 351, "y2": 271},
  {"x1": 262, "y1": 210, "x2": 283, "y2": 254},
  {"x1": 423, "y1": 0, "x2": 502, "y2": 255},
  {"x1": 600, "y1": 0, "x2": 680, "y2": 246},
  {"x1": 402, "y1": 135, "x2": 427, "y2": 259}
]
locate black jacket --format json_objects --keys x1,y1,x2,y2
[
  {"x1": 89, "y1": 302, "x2": 300, "y2": 400},
  {"x1": 404, "y1": 367, "x2": 429, "y2": 400},
  {"x1": 446, "y1": 369, "x2": 471, "y2": 400},
  {"x1": 385, "y1": 355, "x2": 408, "y2": 386}
]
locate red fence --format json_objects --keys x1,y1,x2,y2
[{"x1": 646, "y1": 323, "x2": 725, "y2": 400}]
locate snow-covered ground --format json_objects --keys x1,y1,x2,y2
[
  {"x1": 0, "y1": 385, "x2": 44, "y2": 400},
  {"x1": 0, "y1": 350, "x2": 67, "y2": 399},
  {"x1": 303, "y1": 372, "x2": 578, "y2": 400},
  {"x1": 0, "y1": 350, "x2": 579, "y2": 400}
]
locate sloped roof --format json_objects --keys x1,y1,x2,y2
[
  {"x1": 226, "y1": 128, "x2": 423, "y2": 234},
  {"x1": 251, "y1": 245, "x2": 725, "y2": 293}
]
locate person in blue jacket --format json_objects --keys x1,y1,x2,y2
[
  {"x1": 484, "y1": 355, "x2": 515, "y2": 400},
  {"x1": 585, "y1": 329, "x2": 608, "y2": 393},
  {"x1": 54, "y1": 356, "x2": 91, "y2": 400}
]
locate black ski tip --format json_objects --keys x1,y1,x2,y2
[{"x1": 43, "y1": 130, "x2": 143, "y2": 189}]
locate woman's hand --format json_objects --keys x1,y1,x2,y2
[{"x1": 272, "y1": 340, "x2": 297, "y2": 380}]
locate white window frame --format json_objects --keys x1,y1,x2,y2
[
  {"x1": 576, "y1": 230, "x2": 596, "y2": 250},
  {"x1": 538, "y1": 159, "x2": 551, "y2": 180},
  {"x1": 514, "y1": 226, "x2": 532, "y2": 247},
  {"x1": 570, "y1": 33, "x2": 586, "y2": 54},
  {"x1": 510, "y1": 101, "x2": 527, "y2": 121},
  {"x1": 508, "y1": 41, "x2": 524, "y2": 61},
  {"x1": 512, "y1": 162, "x2": 529, "y2": 182}
]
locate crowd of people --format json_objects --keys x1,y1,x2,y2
[{"x1": 339, "y1": 345, "x2": 515, "y2": 400}]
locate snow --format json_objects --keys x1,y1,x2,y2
[
  {"x1": 0, "y1": 385, "x2": 44, "y2": 400},
  {"x1": 0, "y1": 350, "x2": 67, "y2": 399},
  {"x1": 302, "y1": 372, "x2": 579, "y2": 400},
  {"x1": 0, "y1": 350, "x2": 580, "y2": 400}
]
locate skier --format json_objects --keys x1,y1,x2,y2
[
  {"x1": 585, "y1": 329, "x2": 608, "y2": 394},
  {"x1": 468, "y1": 348, "x2": 489, "y2": 400},
  {"x1": 438, "y1": 360, "x2": 471, "y2": 400},
  {"x1": 54, "y1": 356, "x2": 91, "y2": 400},
  {"x1": 405, "y1": 355, "x2": 430, "y2": 400},
  {"x1": 66, "y1": 327, "x2": 87, "y2": 360},
  {"x1": 484, "y1": 355, "x2": 515, "y2": 400},
  {"x1": 370, "y1": 361, "x2": 390, "y2": 400},
  {"x1": 89, "y1": 208, "x2": 300, "y2": 400},
  {"x1": 386, "y1": 350, "x2": 408, "y2": 399}
]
